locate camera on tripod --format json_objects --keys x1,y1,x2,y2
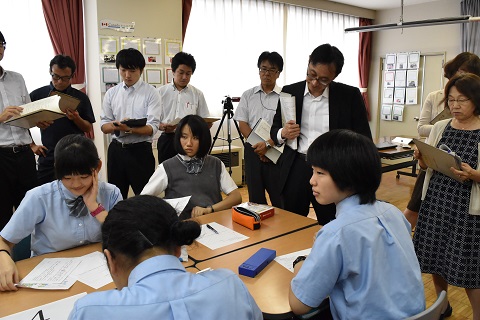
[{"x1": 222, "y1": 96, "x2": 241, "y2": 112}]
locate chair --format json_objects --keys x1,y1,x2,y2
[{"x1": 405, "y1": 290, "x2": 448, "y2": 320}]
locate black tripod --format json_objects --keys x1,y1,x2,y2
[{"x1": 210, "y1": 96, "x2": 244, "y2": 175}]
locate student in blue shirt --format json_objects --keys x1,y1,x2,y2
[
  {"x1": 289, "y1": 129, "x2": 425, "y2": 320},
  {"x1": 69, "y1": 195, "x2": 263, "y2": 320},
  {"x1": 0, "y1": 134, "x2": 122, "y2": 291}
]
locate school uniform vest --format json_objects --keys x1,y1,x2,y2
[{"x1": 164, "y1": 155, "x2": 222, "y2": 219}]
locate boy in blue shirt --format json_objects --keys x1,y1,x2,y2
[{"x1": 0, "y1": 134, "x2": 122, "y2": 291}]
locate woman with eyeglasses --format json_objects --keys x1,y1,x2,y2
[
  {"x1": 413, "y1": 73, "x2": 480, "y2": 320},
  {"x1": 68, "y1": 195, "x2": 263, "y2": 320},
  {"x1": 404, "y1": 52, "x2": 480, "y2": 229}
]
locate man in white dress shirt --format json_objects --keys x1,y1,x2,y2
[{"x1": 156, "y1": 52, "x2": 210, "y2": 164}]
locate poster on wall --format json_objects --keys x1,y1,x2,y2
[
  {"x1": 99, "y1": 35, "x2": 119, "y2": 63},
  {"x1": 408, "y1": 52, "x2": 420, "y2": 69},
  {"x1": 406, "y1": 87, "x2": 418, "y2": 105},
  {"x1": 145, "y1": 69, "x2": 163, "y2": 87},
  {"x1": 396, "y1": 52, "x2": 408, "y2": 70},
  {"x1": 164, "y1": 39, "x2": 182, "y2": 64},
  {"x1": 383, "y1": 88, "x2": 394, "y2": 104},
  {"x1": 143, "y1": 38, "x2": 162, "y2": 64},
  {"x1": 394, "y1": 70, "x2": 407, "y2": 87},
  {"x1": 165, "y1": 68, "x2": 173, "y2": 84},
  {"x1": 384, "y1": 71, "x2": 395, "y2": 87},
  {"x1": 381, "y1": 105, "x2": 393, "y2": 121},
  {"x1": 385, "y1": 53, "x2": 396, "y2": 70},
  {"x1": 394, "y1": 88, "x2": 405, "y2": 104},
  {"x1": 121, "y1": 37, "x2": 141, "y2": 51},
  {"x1": 392, "y1": 105, "x2": 404, "y2": 121},
  {"x1": 407, "y1": 70, "x2": 418, "y2": 87}
]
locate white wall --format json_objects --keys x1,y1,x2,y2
[{"x1": 370, "y1": 0, "x2": 462, "y2": 138}]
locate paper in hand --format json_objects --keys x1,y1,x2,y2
[{"x1": 279, "y1": 93, "x2": 297, "y2": 150}]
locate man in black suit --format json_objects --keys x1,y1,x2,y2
[{"x1": 270, "y1": 44, "x2": 371, "y2": 225}]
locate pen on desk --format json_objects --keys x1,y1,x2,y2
[
  {"x1": 197, "y1": 267, "x2": 212, "y2": 274},
  {"x1": 206, "y1": 224, "x2": 219, "y2": 234}
]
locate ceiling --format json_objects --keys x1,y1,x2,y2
[{"x1": 328, "y1": 0, "x2": 439, "y2": 11}]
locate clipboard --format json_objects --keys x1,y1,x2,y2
[
  {"x1": 413, "y1": 138, "x2": 462, "y2": 182},
  {"x1": 429, "y1": 108, "x2": 452, "y2": 125}
]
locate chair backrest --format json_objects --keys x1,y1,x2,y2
[
  {"x1": 404, "y1": 290, "x2": 448, "y2": 320},
  {"x1": 12, "y1": 235, "x2": 31, "y2": 261}
]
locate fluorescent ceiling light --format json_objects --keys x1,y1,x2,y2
[{"x1": 345, "y1": 15, "x2": 480, "y2": 33}]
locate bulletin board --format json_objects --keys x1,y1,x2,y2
[{"x1": 376, "y1": 52, "x2": 446, "y2": 138}]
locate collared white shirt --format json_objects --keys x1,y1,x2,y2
[
  {"x1": 141, "y1": 154, "x2": 237, "y2": 197},
  {"x1": 100, "y1": 79, "x2": 161, "y2": 144},
  {"x1": 158, "y1": 81, "x2": 210, "y2": 128},
  {"x1": 233, "y1": 84, "x2": 282, "y2": 128},
  {"x1": 0, "y1": 69, "x2": 32, "y2": 146},
  {"x1": 297, "y1": 85, "x2": 330, "y2": 154}
]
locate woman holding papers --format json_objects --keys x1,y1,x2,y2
[
  {"x1": 413, "y1": 73, "x2": 480, "y2": 319},
  {"x1": 0, "y1": 134, "x2": 121, "y2": 292},
  {"x1": 404, "y1": 52, "x2": 480, "y2": 228},
  {"x1": 142, "y1": 115, "x2": 241, "y2": 218},
  {"x1": 69, "y1": 195, "x2": 262, "y2": 320},
  {"x1": 289, "y1": 129, "x2": 424, "y2": 319}
]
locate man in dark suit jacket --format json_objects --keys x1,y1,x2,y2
[{"x1": 270, "y1": 44, "x2": 371, "y2": 225}]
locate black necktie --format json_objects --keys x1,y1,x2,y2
[{"x1": 65, "y1": 196, "x2": 88, "y2": 217}]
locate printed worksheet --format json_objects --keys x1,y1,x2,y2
[
  {"x1": 196, "y1": 222, "x2": 249, "y2": 250},
  {"x1": 275, "y1": 248, "x2": 312, "y2": 272}
]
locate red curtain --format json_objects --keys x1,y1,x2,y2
[
  {"x1": 182, "y1": 0, "x2": 193, "y2": 44},
  {"x1": 358, "y1": 18, "x2": 373, "y2": 121},
  {"x1": 41, "y1": 0, "x2": 85, "y2": 88}
]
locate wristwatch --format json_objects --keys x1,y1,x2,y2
[
  {"x1": 90, "y1": 203, "x2": 105, "y2": 217},
  {"x1": 265, "y1": 140, "x2": 272, "y2": 149},
  {"x1": 293, "y1": 255, "x2": 307, "y2": 268}
]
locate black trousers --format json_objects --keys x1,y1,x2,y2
[
  {"x1": 282, "y1": 152, "x2": 336, "y2": 226},
  {"x1": 244, "y1": 143, "x2": 282, "y2": 207},
  {"x1": 107, "y1": 141, "x2": 155, "y2": 199},
  {"x1": 157, "y1": 133, "x2": 176, "y2": 165},
  {"x1": 0, "y1": 146, "x2": 37, "y2": 229},
  {"x1": 37, "y1": 163, "x2": 56, "y2": 185}
]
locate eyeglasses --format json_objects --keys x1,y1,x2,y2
[
  {"x1": 1, "y1": 42, "x2": 5, "y2": 50},
  {"x1": 50, "y1": 73, "x2": 73, "y2": 81},
  {"x1": 306, "y1": 73, "x2": 329, "y2": 86},
  {"x1": 447, "y1": 98, "x2": 470, "y2": 106},
  {"x1": 259, "y1": 68, "x2": 279, "y2": 75}
]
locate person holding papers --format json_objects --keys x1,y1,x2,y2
[
  {"x1": 30, "y1": 54, "x2": 95, "y2": 185},
  {"x1": 233, "y1": 51, "x2": 283, "y2": 207},
  {"x1": 100, "y1": 48, "x2": 161, "y2": 199},
  {"x1": 68, "y1": 195, "x2": 262, "y2": 319},
  {"x1": 289, "y1": 129, "x2": 424, "y2": 320},
  {"x1": 0, "y1": 134, "x2": 121, "y2": 291},
  {"x1": 0, "y1": 30, "x2": 38, "y2": 230},
  {"x1": 270, "y1": 44, "x2": 371, "y2": 226},
  {"x1": 413, "y1": 73, "x2": 480, "y2": 319},
  {"x1": 156, "y1": 51, "x2": 210, "y2": 164},
  {"x1": 142, "y1": 115, "x2": 241, "y2": 219},
  {"x1": 404, "y1": 52, "x2": 480, "y2": 229}
]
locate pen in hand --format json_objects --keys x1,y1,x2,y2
[{"x1": 206, "y1": 224, "x2": 219, "y2": 234}]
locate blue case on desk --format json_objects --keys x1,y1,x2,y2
[{"x1": 239, "y1": 248, "x2": 276, "y2": 278}]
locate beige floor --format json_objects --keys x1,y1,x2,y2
[{"x1": 237, "y1": 169, "x2": 472, "y2": 319}]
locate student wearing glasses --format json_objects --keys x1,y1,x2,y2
[
  {"x1": 0, "y1": 31, "x2": 38, "y2": 230},
  {"x1": 270, "y1": 43, "x2": 371, "y2": 225},
  {"x1": 69, "y1": 195, "x2": 262, "y2": 320},
  {"x1": 156, "y1": 51, "x2": 210, "y2": 165},
  {"x1": 30, "y1": 55, "x2": 95, "y2": 184},
  {"x1": 233, "y1": 51, "x2": 283, "y2": 207}
]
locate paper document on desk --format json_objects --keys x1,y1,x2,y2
[
  {"x1": 246, "y1": 118, "x2": 284, "y2": 164},
  {"x1": 71, "y1": 251, "x2": 113, "y2": 289},
  {"x1": 165, "y1": 196, "x2": 191, "y2": 216},
  {"x1": 19, "y1": 257, "x2": 81, "y2": 289},
  {"x1": 2, "y1": 292, "x2": 87, "y2": 320},
  {"x1": 196, "y1": 222, "x2": 249, "y2": 250},
  {"x1": 275, "y1": 248, "x2": 312, "y2": 272},
  {"x1": 280, "y1": 93, "x2": 297, "y2": 150}
]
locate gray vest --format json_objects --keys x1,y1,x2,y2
[{"x1": 164, "y1": 155, "x2": 223, "y2": 219}]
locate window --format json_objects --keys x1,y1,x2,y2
[{"x1": 184, "y1": 0, "x2": 359, "y2": 115}]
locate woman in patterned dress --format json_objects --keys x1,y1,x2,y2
[{"x1": 413, "y1": 73, "x2": 480, "y2": 320}]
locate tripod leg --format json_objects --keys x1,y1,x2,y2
[
  {"x1": 209, "y1": 111, "x2": 228, "y2": 154},
  {"x1": 232, "y1": 118, "x2": 245, "y2": 146}
]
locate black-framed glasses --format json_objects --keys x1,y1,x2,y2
[
  {"x1": 50, "y1": 72, "x2": 73, "y2": 81},
  {"x1": 447, "y1": 98, "x2": 470, "y2": 106},
  {"x1": 306, "y1": 73, "x2": 329, "y2": 86},
  {"x1": 259, "y1": 68, "x2": 279, "y2": 75}
]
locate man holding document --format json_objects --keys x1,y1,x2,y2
[
  {"x1": 0, "y1": 31, "x2": 38, "y2": 230},
  {"x1": 234, "y1": 51, "x2": 283, "y2": 207},
  {"x1": 30, "y1": 55, "x2": 95, "y2": 185},
  {"x1": 270, "y1": 44, "x2": 371, "y2": 225}
]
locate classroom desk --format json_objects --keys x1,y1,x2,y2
[
  {"x1": 377, "y1": 140, "x2": 418, "y2": 178},
  {"x1": 187, "y1": 207, "x2": 318, "y2": 262},
  {"x1": 0, "y1": 243, "x2": 195, "y2": 317},
  {"x1": 196, "y1": 225, "x2": 321, "y2": 320}
]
